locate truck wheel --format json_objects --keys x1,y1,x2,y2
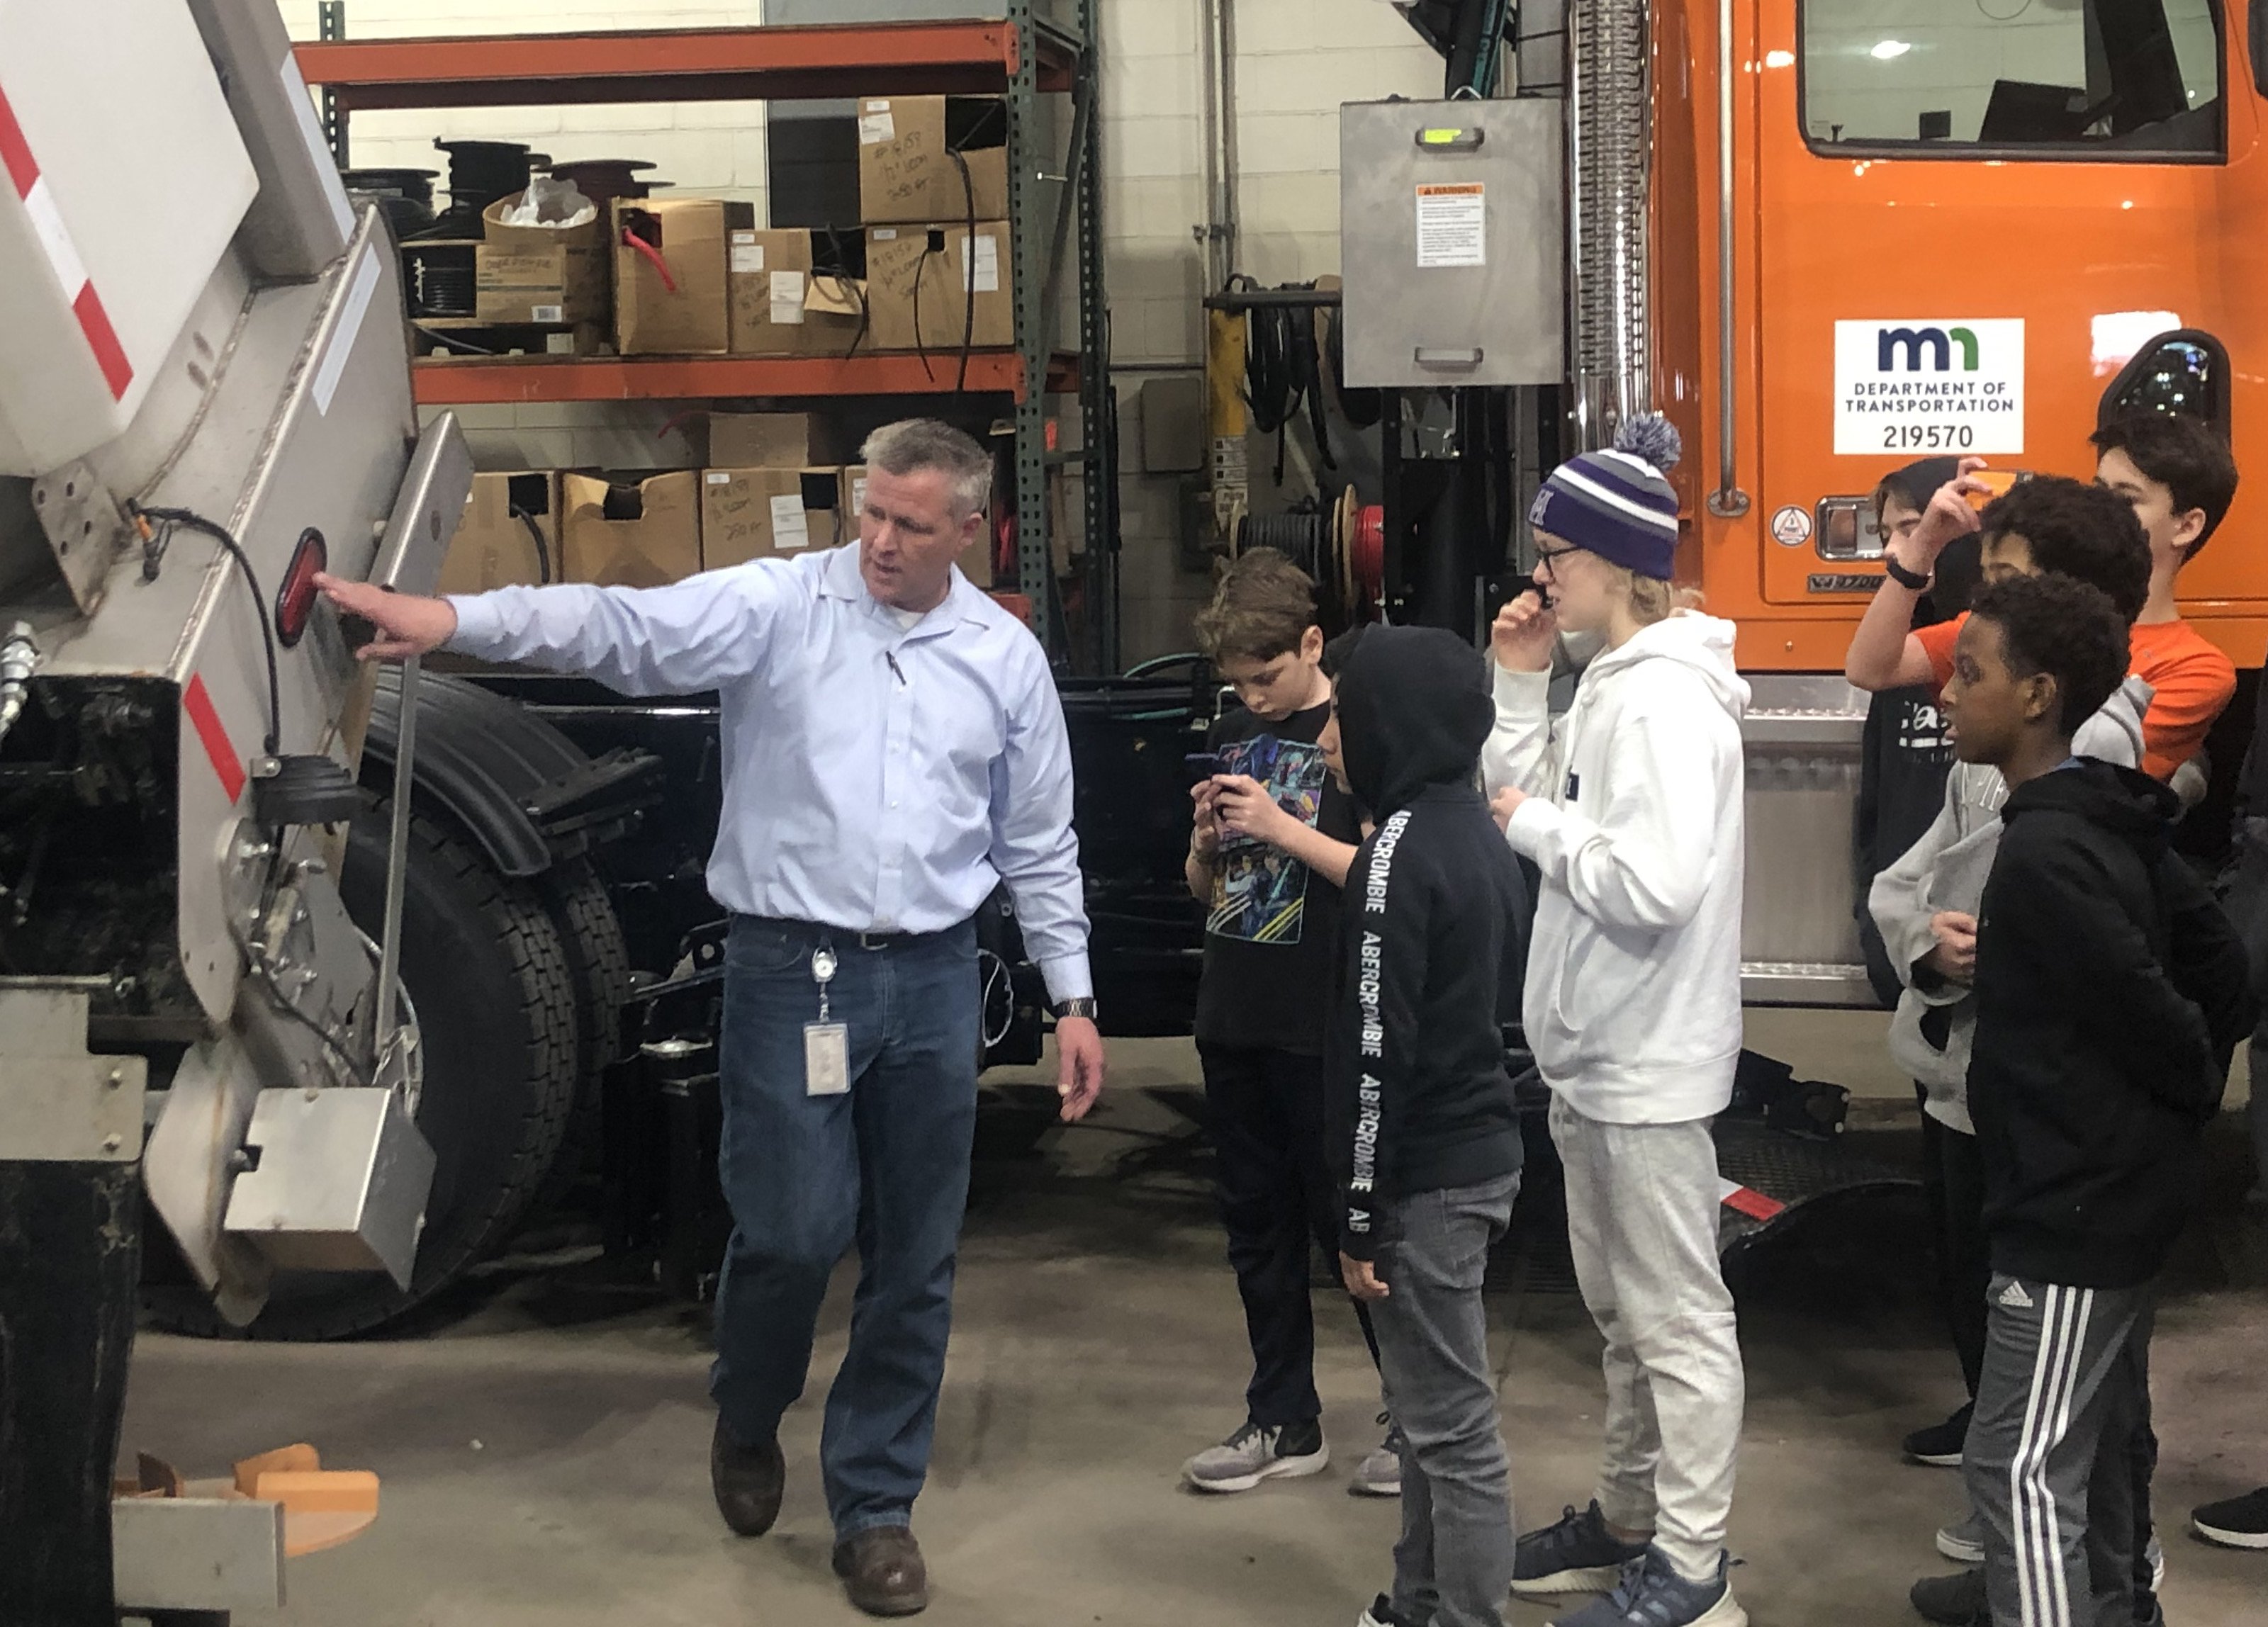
[{"x1": 145, "y1": 792, "x2": 580, "y2": 1341}]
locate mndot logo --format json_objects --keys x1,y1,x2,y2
[
  {"x1": 1877, "y1": 325, "x2": 1981, "y2": 373},
  {"x1": 1834, "y1": 318, "x2": 2025, "y2": 456}
]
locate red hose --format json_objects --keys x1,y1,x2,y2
[{"x1": 622, "y1": 230, "x2": 678, "y2": 293}]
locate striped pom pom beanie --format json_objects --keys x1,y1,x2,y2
[{"x1": 1527, "y1": 414, "x2": 1684, "y2": 581}]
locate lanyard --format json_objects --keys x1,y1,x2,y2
[{"x1": 812, "y1": 945, "x2": 836, "y2": 1023}]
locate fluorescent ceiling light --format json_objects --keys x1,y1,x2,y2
[{"x1": 1871, "y1": 39, "x2": 1912, "y2": 60}]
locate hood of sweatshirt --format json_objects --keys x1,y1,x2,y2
[
  {"x1": 2001, "y1": 755, "x2": 2179, "y2": 858},
  {"x1": 1577, "y1": 611, "x2": 1751, "y2": 722},
  {"x1": 1337, "y1": 624, "x2": 1494, "y2": 816}
]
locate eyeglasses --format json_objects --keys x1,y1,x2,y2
[{"x1": 1534, "y1": 543, "x2": 1582, "y2": 574}]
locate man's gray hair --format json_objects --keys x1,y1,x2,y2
[{"x1": 861, "y1": 419, "x2": 994, "y2": 519}]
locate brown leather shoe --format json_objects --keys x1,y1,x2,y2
[
  {"x1": 709, "y1": 1417, "x2": 783, "y2": 1537},
  {"x1": 831, "y1": 1525, "x2": 928, "y2": 1617}
]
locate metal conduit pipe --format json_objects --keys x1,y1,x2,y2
[{"x1": 1565, "y1": 0, "x2": 1652, "y2": 451}]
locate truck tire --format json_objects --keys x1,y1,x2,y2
[
  {"x1": 145, "y1": 791, "x2": 580, "y2": 1341},
  {"x1": 530, "y1": 859, "x2": 632, "y2": 1211}
]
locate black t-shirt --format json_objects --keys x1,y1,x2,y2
[{"x1": 1194, "y1": 700, "x2": 1363, "y2": 1055}]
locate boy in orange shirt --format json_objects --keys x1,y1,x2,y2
[{"x1": 1846, "y1": 412, "x2": 2239, "y2": 789}]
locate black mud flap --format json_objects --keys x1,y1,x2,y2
[{"x1": 1712, "y1": 1116, "x2": 1921, "y2": 1259}]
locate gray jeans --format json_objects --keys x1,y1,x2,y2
[
  {"x1": 1965, "y1": 1275, "x2": 2155, "y2": 1627},
  {"x1": 1371, "y1": 1170, "x2": 1522, "y2": 1627}
]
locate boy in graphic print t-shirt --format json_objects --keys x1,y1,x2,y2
[{"x1": 1180, "y1": 551, "x2": 1395, "y2": 1498}]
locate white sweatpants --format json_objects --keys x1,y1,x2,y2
[{"x1": 1549, "y1": 1093, "x2": 1746, "y2": 1582}]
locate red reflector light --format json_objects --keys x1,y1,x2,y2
[{"x1": 275, "y1": 528, "x2": 327, "y2": 649}]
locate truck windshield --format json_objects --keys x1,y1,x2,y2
[{"x1": 1802, "y1": 0, "x2": 2221, "y2": 157}]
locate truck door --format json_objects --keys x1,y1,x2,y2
[{"x1": 1751, "y1": 0, "x2": 2249, "y2": 624}]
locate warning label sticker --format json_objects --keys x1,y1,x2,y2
[
  {"x1": 1834, "y1": 319, "x2": 2024, "y2": 456},
  {"x1": 1416, "y1": 184, "x2": 1486, "y2": 269}
]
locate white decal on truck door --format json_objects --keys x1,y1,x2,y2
[{"x1": 1834, "y1": 319, "x2": 2024, "y2": 456}]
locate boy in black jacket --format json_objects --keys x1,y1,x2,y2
[
  {"x1": 1938, "y1": 575, "x2": 2253, "y2": 1627},
  {"x1": 1327, "y1": 626, "x2": 1530, "y2": 1627}
]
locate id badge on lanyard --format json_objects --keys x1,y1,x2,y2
[{"x1": 806, "y1": 945, "x2": 850, "y2": 1096}]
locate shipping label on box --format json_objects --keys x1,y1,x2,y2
[
  {"x1": 437, "y1": 472, "x2": 558, "y2": 595},
  {"x1": 856, "y1": 96, "x2": 1010, "y2": 226},
  {"x1": 559, "y1": 471, "x2": 704, "y2": 587},
  {"x1": 728, "y1": 228, "x2": 818, "y2": 357},
  {"x1": 865, "y1": 223, "x2": 1013, "y2": 353},
  {"x1": 702, "y1": 468, "x2": 846, "y2": 570},
  {"x1": 614, "y1": 198, "x2": 753, "y2": 356}
]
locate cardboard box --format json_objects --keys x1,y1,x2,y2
[
  {"x1": 711, "y1": 411, "x2": 848, "y2": 471},
  {"x1": 702, "y1": 467, "x2": 847, "y2": 570},
  {"x1": 856, "y1": 96, "x2": 1010, "y2": 226},
  {"x1": 613, "y1": 198, "x2": 753, "y2": 356},
  {"x1": 476, "y1": 196, "x2": 607, "y2": 325},
  {"x1": 558, "y1": 471, "x2": 704, "y2": 587},
  {"x1": 865, "y1": 223, "x2": 1013, "y2": 353},
  {"x1": 803, "y1": 271, "x2": 869, "y2": 356},
  {"x1": 728, "y1": 229, "x2": 816, "y2": 357},
  {"x1": 436, "y1": 472, "x2": 559, "y2": 595}
]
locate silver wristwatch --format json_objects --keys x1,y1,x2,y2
[{"x1": 1051, "y1": 997, "x2": 1099, "y2": 1021}]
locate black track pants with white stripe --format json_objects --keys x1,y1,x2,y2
[{"x1": 1963, "y1": 1274, "x2": 2155, "y2": 1627}]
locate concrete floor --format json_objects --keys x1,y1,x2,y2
[{"x1": 123, "y1": 1022, "x2": 2268, "y2": 1626}]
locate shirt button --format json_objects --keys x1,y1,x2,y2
[{"x1": 891, "y1": 800, "x2": 899, "y2": 809}]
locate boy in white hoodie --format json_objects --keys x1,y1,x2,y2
[{"x1": 1483, "y1": 417, "x2": 1750, "y2": 1627}]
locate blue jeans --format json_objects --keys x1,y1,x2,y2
[{"x1": 709, "y1": 914, "x2": 980, "y2": 1540}]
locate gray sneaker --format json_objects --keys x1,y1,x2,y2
[
  {"x1": 1181, "y1": 1417, "x2": 1328, "y2": 1493},
  {"x1": 1552, "y1": 1547, "x2": 1747, "y2": 1627},
  {"x1": 1514, "y1": 1502, "x2": 1651, "y2": 1597},
  {"x1": 1936, "y1": 1511, "x2": 1984, "y2": 1565},
  {"x1": 1349, "y1": 1417, "x2": 1404, "y2": 1498}
]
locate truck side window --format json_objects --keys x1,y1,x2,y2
[{"x1": 1803, "y1": 0, "x2": 2223, "y2": 158}]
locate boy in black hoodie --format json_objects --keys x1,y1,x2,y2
[
  {"x1": 1327, "y1": 626, "x2": 1531, "y2": 1627},
  {"x1": 1939, "y1": 574, "x2": 2253, "y2": 1627}
]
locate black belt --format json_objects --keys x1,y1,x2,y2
[{"x1": 738, "y1": 915, "x2": 950, "y2": 952}]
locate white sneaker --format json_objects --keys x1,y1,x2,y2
[
  {"x1": 1936, "y1": 1512, "x2": 1984, "y2": 1565},
  {"x1": 1181, "y1": 1418, "x2": 1329, "y2": 1493}
]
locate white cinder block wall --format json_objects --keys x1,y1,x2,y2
[{"x1": 280, "y1": 0, "x2": 1442, "y2": 656}]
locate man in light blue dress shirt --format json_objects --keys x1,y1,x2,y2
[{"x1": 320, "y1": 420, "x2": 1106, "y2": 1618}]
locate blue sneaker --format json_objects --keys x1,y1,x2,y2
[
  {"x1": 1551, "y1": 1547, "x2": 1746, "y2": 1627},
  {"x1": 1513, "y1": 1502, "x2": 1651, "y2": 1597}
]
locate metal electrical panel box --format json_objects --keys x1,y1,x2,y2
[{"x1": 1339, "y1": 98, "x2": 1564, "y2": 390}]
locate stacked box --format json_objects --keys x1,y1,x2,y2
[
  {"x1": 558, "y1": 472, "x2": 703, "y2": 587},
  {"x1": 864, "y1": 222, "x2": 1012, "y2": 353},
  {"x1": 702, "y1": 468, "x2": 846, "y2": 570},
  {"x1": 614, "y1": 198, "x2": 755, "y2": 356},
  {"x1": 855, "y1": 96, "x2": 1009, "y2": 225},
  {"x1": 436, "y1": 472, "x2": 559, "y2": 595}
]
